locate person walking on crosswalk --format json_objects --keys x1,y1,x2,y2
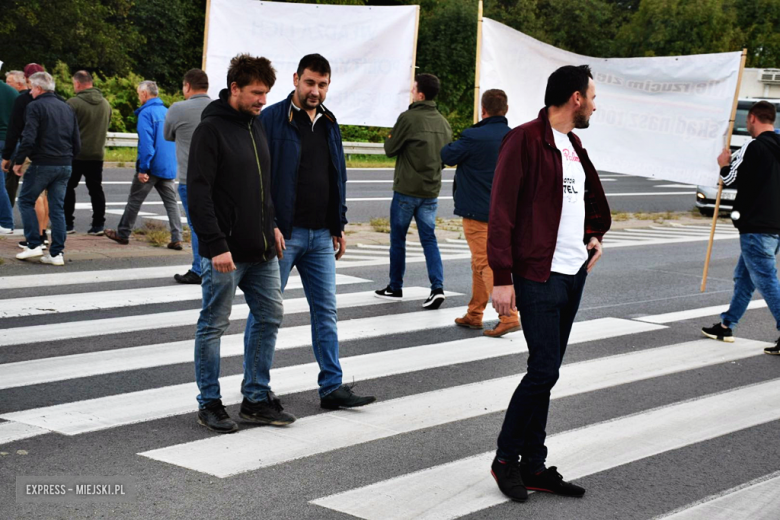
[
  {"x1": 701, "y1": 101, "x2": 780, "y2": 355},
  {"x1": 441, "y1": 88, "x2": 520, "y2": 337},
  {"x1": 250, "y1": 53, "x2": 375, "y2": 410},
  {"x1": 488, "y1": 65, "x2": 611, "y2": 502},
  {"x1": 188, "y1": 54, "x2": 294, "y2": 433}
]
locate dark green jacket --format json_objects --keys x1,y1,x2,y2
[
  {"x1": 0, "y1": 81, "x2": 19, "y2": 141},
  {"x1": 67, "y1": 88, "x2": 111, "y2": 161},
  {"x1": 385, "y1": 100, "x2": 452, "y2": 199}
]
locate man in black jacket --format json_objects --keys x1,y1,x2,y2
[
  {"x1": 188, "y1": 54, "x2": 294, "y2": 433},
  {"x1": 702, "y1": 101, "x2": 780, "y2": 354}
]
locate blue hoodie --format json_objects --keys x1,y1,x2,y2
[{"x1": 135, "y1": 97, "x2": 177, "y2": 179}]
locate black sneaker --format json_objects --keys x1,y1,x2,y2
[
  {"x1": 239, "y1": 392, "x2": 296, "y2": 426},
  {"x1": 491, "y1": 457, "x2": 528, "y2": 502},
  {"x1": 321, "y1": 384, "x2": 377, "y2": 410},
  {"x1": 522, "y1": 466, "x2": 585, "y2": 497},
  {"x1": 66, "y1": 225, "x2": 75, "y2": 234},
  {"x1": 174, "y1": 270, "x2": 202, "y2": 285},
  {"x1": 197, "y1": 399, "x2": 238, "y2": 433},
  {"x1": 87, "y1": 226, "x2": 104, "y2": 236},
  {"x1": 375, "y1": 286, "x2": 402, "y2": 300},
  {"x1": 18, "y1": 240, "x2": 46, "y2": 251},
  {"x1": 702, "y1": 322, "x2": 735, "y2": 343},
  {"x1": 764, "y1": 338, "x2": 780, "y2": 355},
  {"x1": 422, "y1": 288, "x2": 445, "y2": 310}
]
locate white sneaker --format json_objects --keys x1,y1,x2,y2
[
  {"x1": 16, "y1": 246, "x2": 44, "y2": 260},
  {"x1": 0, "y1": 226, "x2": 13, "y2": 234},
  {"x1": 40, "y1": 253, "x2": 65, "y2": 266}
]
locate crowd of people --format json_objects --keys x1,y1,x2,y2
[{"x1": 3, "y1": 51, "x2": 779, "y2": 504}]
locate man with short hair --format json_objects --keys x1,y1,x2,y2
[
  {"x1": 65, "y1": 70, "x2": 111, "y2": 235},
  {"x1": 375, "y1": 73, "x2": 452, "y2": 309},
  {"x1": 441, "y1": 89, "x2": 519, "y2": 337},
  {"x1": 0, "y1": 76, "x2": 19, "y2": 232},
  {"x1": 702, "y1": 101, "x2": 780, "y2": 355},
  {"x1": 5, "y1": 71, "x2": 26, "y2": 92},
  {"x1": 253, "y1": 53, "x2": 375, "y2": 410},
  {"x1": 488, "y1": 65, "x2": 610, "y2": 501},
  {"x1": 188, "y1": 54, "x2": 293, "y2": 433},
  {"x1": 14, "y1": 72, "x2": 81, "y2": 266},
  {"x1": 105, "y1": 80, "x2": 182, "y2": 248},
  {"x1": 165, "y1": 68, "x2": 211, "y2": 285}
]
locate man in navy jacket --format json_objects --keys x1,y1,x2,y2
[
  {"x1": 442, "y1": 89, "x2": 519, "y2": 337},
  {"x1": 250, "y1": 54, "x2": 375, "y2": 410}
]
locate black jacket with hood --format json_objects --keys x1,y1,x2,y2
[
  {"x1": 187, "y1": 89, "x2": 275, "y2": 262},
  {"x1": 721, "y1": 130, "x2": 780, "y2": 234}
]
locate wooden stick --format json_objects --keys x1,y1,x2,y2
[
  {"x1": 409, "y1": 5, "x2": 421, "y2": 104},
  {"x1": 201, "y1": 0, "x2": 212, "y2": 71},
  {"x1": 701, "y1": 48, "x2": 747, "y2": 292},
  {"x1": 473, "y1": 0, "x2": 484, "y2": 124}
]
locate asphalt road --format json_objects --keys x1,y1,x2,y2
[{"x1": 2, "y1": 226, "x2": 780, "y2": 519}]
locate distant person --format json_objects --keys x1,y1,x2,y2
[
  {"x1": 14, "y1": 72, "x2": 81, "y2": 266},
  {"x1": 488, "y1": 65, "x2": 610, "y2": 502},
  {"x1": 702, "y1": 101, "x2": 780, "y2": 355},
  {"x1": 0, "y1": 76, "x2": 20, "y2": 232},
  {"x1": 375, "y1": 73, "x2": 452, "y2": 309},
  {"x1": 441, "y1": 89, "x2": 520, "y2": 337},
  {"x1": 188, "y1": 54, "x2": 293, "y2": 432},
  {"x1": 64, "y1": 70, "x2": 111, "y2": 235},
  {"x1": 164, "y1": 68, "x2": 211, "y2": 285},
  {"x1": 104, "y1": 81, "x2": 182, "y2": 248},
  {"x1": 253, "y1": 53, "x2": 375, "y2": 410},
  {"x1": 4, "y1": 71, "x2": 27, "y2": 92}
]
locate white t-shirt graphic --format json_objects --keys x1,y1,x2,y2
[{"x1": 551, "y1": 128, "x2": 588, "y2": 275}]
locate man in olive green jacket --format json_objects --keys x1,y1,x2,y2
[
  {"x1": 65, "y1": 70, "x2": 111, "y2": 235},
  {"x1": 375, "y1": 73, "x2": 452, "y2": 310}
]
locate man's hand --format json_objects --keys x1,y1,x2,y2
[
  {"x1": 333, "y1": 231, "x2": 346, "y2": 260},
  {"x1": 274, "y1": 228, "x2": 285, "y2": 260},
  {"x1": 1, "y1": 159, "x2": 9, "y2": 172},
  {"x1": 492, "y1": 285, "x2": 516, "y2": 317},
  {"x1": 12, "y1": 164, "x2": 23, "y2": 177},
  {"x1": 717, "y1": 148, "x2": 731, "y2": 168},
  {"x1": 586, "y1": 237, "x2": 603, "y2": 273},
  {"x1": 212, "y1": 251, "x2": 236, "y2": 273},
  {"x1": 138, "y1": 173, "x2": 150, "y2": 183}
]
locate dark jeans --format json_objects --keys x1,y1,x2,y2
[
  {"x1": 64, "y1": 159, "x2": 106, "y2": 228},
  {"x1": 496, "y1": 266, "x2": 588, "y2": 472},
  {"x1": 17, "y1": 164, "x2": 71, "y2": 256},
  {"x1": 388, "y1": 191, "x2": 443, "y2": 291}
]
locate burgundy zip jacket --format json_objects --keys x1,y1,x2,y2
[{"x1": 487, "y1": 108, "x2": 611, "y2": 285}]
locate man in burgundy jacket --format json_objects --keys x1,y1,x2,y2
[{"x1": 487, "y1": 65, "x2": 610, "y2": 502}]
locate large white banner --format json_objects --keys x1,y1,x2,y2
[
  {"x1": 480, "y1": 19, "x2": 742, "y2": 186},
  {"x1": 204, "y1": 0, "x2": 418, "y2": 127}
]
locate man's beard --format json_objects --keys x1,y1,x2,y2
[
  {"x1": 298, "y1": 91, "x2": 321, "y2": 110},
  {"x1": 573, "y1": 105, "x2": 590, "y2": 129}
]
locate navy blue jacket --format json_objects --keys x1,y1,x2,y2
[
  {"x1": 441, "y1": 115, "x2": 510, "y2": 222},
  {"x1": 16, "y1": 91, "x2": 81, "y2": 166},
  {"x1": 259, "y1": 92, "x2": 348, "y2": 239}
]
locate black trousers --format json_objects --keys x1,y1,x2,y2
[{"x1": 64, "y1": 159, "x2": 106, "y2": 227}]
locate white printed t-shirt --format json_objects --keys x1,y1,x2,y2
[{"x1": 550, "y1": 128, "x2": 588, "y2": 275}]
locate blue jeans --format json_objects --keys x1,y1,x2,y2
[
  {"x1": 17, "y1": 164, "x2": 71, "y2": 256},
  {"x1": 0, "y1": 141, "x2": 13, "y2": 229},
  {"x1": 245, "y1": 227, "x2": 343, "y2": 397},
  {"x1": 178, "y1": 184, "x2": 201, "y2": 275},
  {"x1": 721, "y1": 233, "x2": 780, "y2": 331},
  {"x1": 388, "y1": 191, "x2": 444, "y2": 291},
  {"x1": 496, "y1": 267, "x2": 588, "y2": 472},
  {"x1": 195, "y1": 256, "x2": 283, "y2": 408}
]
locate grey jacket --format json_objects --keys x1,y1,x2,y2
[{"x1": 164, "y1": 93, "x2": 211, "y2": 182}]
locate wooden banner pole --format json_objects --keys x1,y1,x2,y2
[
  {"x1": 201, "y1": 0, "x2": 212, "y2": 71},
  {"x1": 409, "y1": 5, "x2": 421, "y2": 104},
  {"x1": 473, "y1": 0, "x2": 484, "y2": 124},
  {"x1": 701, "y1": 48, "x2": 748, "y2": 292}
]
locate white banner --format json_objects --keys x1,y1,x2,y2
[
  {"x1": 204, "y1": 0, "x2": 418, "y2": 127},
  {"x1": 480, "y1": 18, "x2": 742, "y2": 186}
]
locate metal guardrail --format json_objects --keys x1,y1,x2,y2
[{"x1": 106, "y1": 132, "x2": 385, "y2": 155}]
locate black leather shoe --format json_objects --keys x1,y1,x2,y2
[
  {"x1": 320, "y1": 384, "x2": 376, "y2": 410},
  {"x1": 174, "y1": 270, "x2": 202, "y2": 285},
  {"x1": 491, "y1": 457, "x2": 528, "y2": 502},
  {"x1": 239, "y1": 392, "x2": 296, "y2": 426},
  {"x1": 522, "y1": 466, "x2": 585, "y2": 497},
  {"x1": 197, "y1": 399, "x2": 238, "y2": 433}
]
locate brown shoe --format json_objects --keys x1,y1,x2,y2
[
  {"x1": 455, "y1": 315, "x2": 483, "y2": 329},
  {"x1": 167, "y1": 241, "x2": 183, "y2": 251},
  {"x1": 104, "y1": 229, "x2": 129, "y2": 245},
  {"x1": 483, "y1": 320, "x2": 521, "y2": 338}
]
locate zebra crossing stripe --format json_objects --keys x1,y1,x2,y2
[
  {"x1": 0, "y1": 264, "x2": 191, "y2": 290},
  {"x1": 635, "y1": 299, "x2": 767, "y2": 324},
  {"x1": 0, "y1": 318, "x2": 662, "y2": 436},
  {"x1": 139, "y1": 338, "x2": 768, "y2": 477},
  {"x1": 0, "y1": 287, "x2": 453, "y2": 348},
  {"x1": 311, "y1": 377, "x2": 780, "y2": 520},
  {"x1": 0, "y1": 421, "x2": 49, "y2": 445}
]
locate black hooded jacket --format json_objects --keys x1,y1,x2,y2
[
  {"x1": 721, "y1": 130, "x2": 780, "y2": 234},
  {"x1": 187, "y1": 89, "x2": 275, "y2": 262}
]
